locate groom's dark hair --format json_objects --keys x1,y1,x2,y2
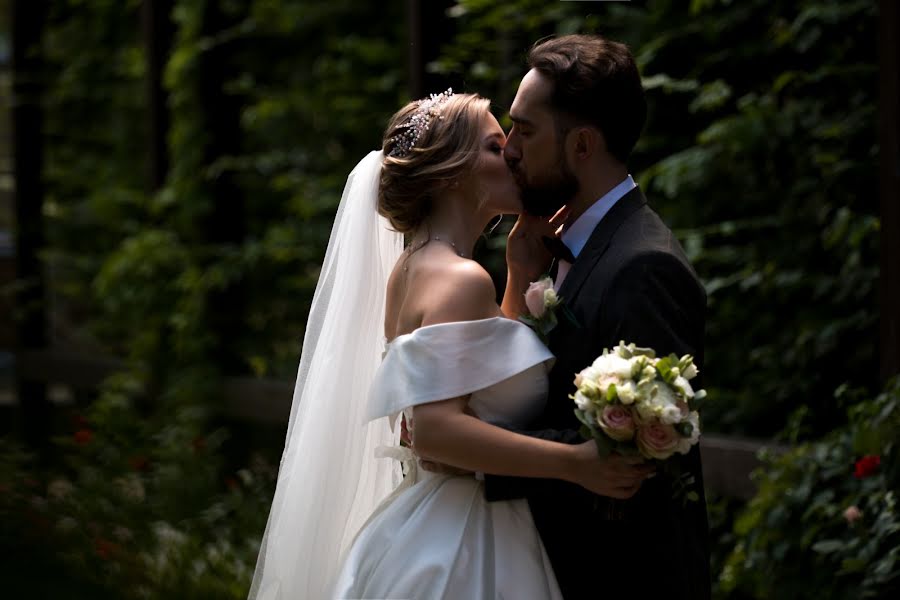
[{"x1": 527, "y1": 34, "x2": 647, "y2": 164}]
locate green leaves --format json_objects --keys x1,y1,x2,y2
[{"x1": 721, "y1": 378, "x2": 900, "y2": 599}]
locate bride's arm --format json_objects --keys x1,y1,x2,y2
[
  {"x1": 414, "y1": 261, "x2": 652, "y2": 499},
  {"x1": 413, "y1": 399, "x2": 649, "y2": 499},
  {"x1": 501, "y1": 213, "x2": 560, "y2": 318}
]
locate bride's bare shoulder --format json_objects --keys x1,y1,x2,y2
[{"x1": 419, "y1": 258, "x2": 500, "y2": 326}]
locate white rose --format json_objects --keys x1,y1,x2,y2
[
  {"x1": 592, "y1": 353, "x2": 634, "y2": 380},
  {"x1": 579, "y1": 366, "x2": 601, "y2": 384},
  {"x1": 660, "y1": 404, "x2": 683, "y2": 425},
  {"x1": 653, "y1": 383, "x2": 678, "y2": 407}
]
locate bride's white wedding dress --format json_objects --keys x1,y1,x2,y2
[
  {"x1": 331, "y1": 316, "x2": 564, "y2": 599},
  {"x1": 247, "y1": 152, "x2": 563, "y2": 600}
]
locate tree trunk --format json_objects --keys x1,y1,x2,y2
[
  {"x1": 11, "y1": 0, "x2": 48, "y2": 454},
  {"x1": 879, "y1": 0, "x2": 900, "y2": 382},
  {"x1": 142, "y1": 0, "x2": 173, "y2": 192},
  {"x1": 406, "y1": 0, "x2": 458, "y2": 99},
  {"x1": 197, "y1": 2, "x2": 246, "y2": 374}
]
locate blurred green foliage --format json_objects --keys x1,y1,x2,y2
[
  {"x1": 718, "y1": 377, "x2": 900, "y2": 599},
  {"x1": 436, "y1": 0, "x2": 879, "y2": 439},
  {"x1": 1, "y1": 0, "x2": 884, "y2": 597}
]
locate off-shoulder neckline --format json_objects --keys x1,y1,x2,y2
[{"x1": 385, "y1": 316, "x2": 525, "y2": 346}]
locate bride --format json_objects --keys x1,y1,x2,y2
[{"x1": 248, "y1": 90, "x2": 652, "y2": 599}]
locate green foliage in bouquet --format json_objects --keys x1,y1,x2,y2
[{"x1": 718, "y1": 378, "x2": 900, "y2": 599}]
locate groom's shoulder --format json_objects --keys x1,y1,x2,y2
[
  {"x1": 611, "y1": 202, "x2": 700, "y2": 282},
  {"x1": 613, "y1": 203, "x2": 680, "y2": 257}
]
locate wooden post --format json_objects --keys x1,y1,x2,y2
[
  {"x1": 406, "y1": 0, "x2": 458, "y2": 100},
  {"x1": 196, "y1": 2, "x2": 245, "y2": 373},
  {"x1": 407, "y1": 0, "x2": 423, "y2": 99},
  {"x1": 11, "y1": 0, "x2": 48, "y2": 454},
  {"x1": 141, "y1": 0, "x2": 173, "y2": 191},
  {"x1": 880, "y1": 0, "x2": 900, "y2": 382}
]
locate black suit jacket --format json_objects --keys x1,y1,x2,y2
[{"x1": 485, "y1": 187, "x2": 711, "y2": 599}]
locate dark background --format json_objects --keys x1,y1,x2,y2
[{"x1": 0, "y1": 1, "x2": 897, "y2": 598}]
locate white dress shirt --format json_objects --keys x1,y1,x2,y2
[{"x1": 554, "y1": 175, "x2": 637, "y2": 291}]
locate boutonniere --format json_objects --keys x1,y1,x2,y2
[{"x1": 518, "y1": 276, "x2": 580, "y2": 345}]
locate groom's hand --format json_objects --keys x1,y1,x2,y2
[{"x1": 570, "y1": 441, "x2": 656, "y2": 499}]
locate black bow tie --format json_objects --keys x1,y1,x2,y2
[{"x1": 542, "y1": 236, "x2": 576, "y2": 264}]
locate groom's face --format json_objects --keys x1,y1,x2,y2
[{"x1": 504, "y1": 69, "x2": 578, "y2": 217}]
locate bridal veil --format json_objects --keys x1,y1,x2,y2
[{"x1": 248, "y1": 150, "x2": 404, "y2": 599}]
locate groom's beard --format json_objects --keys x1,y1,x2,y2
[{"x1": 516, "y1": 159, "x2": 579, "y2": 217}]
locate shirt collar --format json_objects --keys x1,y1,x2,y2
[{"x1": 561, "y1": 175, "x2": 636, "y2": 259}]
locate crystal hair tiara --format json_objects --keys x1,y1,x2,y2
[{"x1": 387, "y1": 88, "x2": 454, "y2": 158}]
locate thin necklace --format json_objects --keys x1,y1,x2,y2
[{"x1": 403, "y1": 236, "x2": 466, "y2": 271}]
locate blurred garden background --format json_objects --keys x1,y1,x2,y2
[{"x1": 0, "y1": 0, "x2": 898, "y2": 598}]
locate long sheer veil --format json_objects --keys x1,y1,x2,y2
[{"x1": 248, "y1": 150, "x2": 404, "y2": 599}]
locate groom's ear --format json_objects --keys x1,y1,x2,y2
[{"x1": 571, "y1": 126, "x2": 606, "y2": 161}]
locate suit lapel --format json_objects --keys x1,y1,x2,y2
[{"x1": 557, "y1": 187, "x2": 648, "y2": 306}]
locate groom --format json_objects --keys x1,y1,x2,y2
[{"x1": 490, "y1": 34, "x2": 711, "y2": 598}]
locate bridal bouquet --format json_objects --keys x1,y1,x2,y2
[{"x1": 572, "y1": 341, "x2": 708, "y2": 502}]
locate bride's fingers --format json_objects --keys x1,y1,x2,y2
[
  {"x1": 548, "y1": 205, "x2": 570, "y2": 228},
  {"x1": 519, "y1": 214, "x2": 558, "y2": 238}
]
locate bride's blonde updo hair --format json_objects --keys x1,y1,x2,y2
[{"x1": 379, "y1": 92, "x2": 491, "y2": 234}]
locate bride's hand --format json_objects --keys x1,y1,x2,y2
[
  {"x1": 506, "y1": 211, "x2": 564, "y2": 282},
  {"x1": 568, "y1": 441, "x2": 656, "y2": 499}
]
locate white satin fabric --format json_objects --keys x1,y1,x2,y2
[{"x1": 331, "y1": 317, "x2": 564, "y2": 600}]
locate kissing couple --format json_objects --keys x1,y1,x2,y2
[{"x1": 249, "y1": 34, "x2": 711, "y2": 600}]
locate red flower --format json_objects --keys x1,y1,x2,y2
[
  {"x1": 191, "y1": 435, "x2": 206, "y2": 453},
  {"x1": 73, "y1": 429, "x2": 93, "y2": 445},
  {"x1": 225, "y1": 477, "x2": 238, "y2": 490},
  {"x1": 854, "y1": 455, "x2": 881, "y2": 479},
  {"x1": 94, "y1": 538, "x2": 120, "y2": 560},
  {"x1": 128, "y1": 455, "x2": 150, "y2": 472}
]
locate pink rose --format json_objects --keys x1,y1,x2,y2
[
  {"x1": 524, "y1": 278, "x2": 553, "y2": 318},
  {"x1": 843, "y1": 505, "x2": 862, "y2": 525},
  {"x1": 636, "y1": 420, "x2": 680, "y2": 459},
  {"x1": 598, "y1": 404, "x2": 635, "y2": 441}
]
